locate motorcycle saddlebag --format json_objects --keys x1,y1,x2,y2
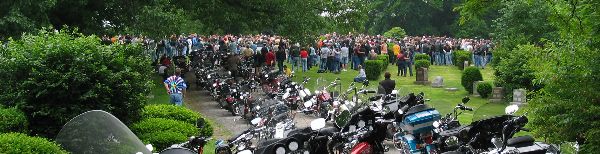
[{"x1": 401, "y1": 109, "x2": 441, "y2": 134}]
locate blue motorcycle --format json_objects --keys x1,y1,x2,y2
[{"x1": 393, "y1": 93, "x2": 441, "y2": 154}]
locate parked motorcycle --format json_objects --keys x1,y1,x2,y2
[
  {"x1": 438, "y1": 105, "x2": 560, "y2": 154},
  {"x1": 393, "y1": 92, "x2": 442, "y2": 154}
]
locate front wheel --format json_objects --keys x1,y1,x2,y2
[{"x1": 232, "y1": 103, "x2": 241, "y2": 116}]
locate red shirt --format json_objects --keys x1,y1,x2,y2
[
  {"x1": 266, "y1": 51, "x2": 276, "y2": 65},
  {"x1": 300, "y1": 50, "x2": 308, "y2": 58}
]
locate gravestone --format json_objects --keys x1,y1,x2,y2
[
  {"x1": 464, "y1": 61, "x2": 469, "y2": 69},
  {"x1": 414, "y1": 68, "x2": 431, "y2": 85},
  {"x1": 432, "y1": 76, "x2": 444, "y2": 88},
  {"x1": 510, "y1": 88, "x2": 527, "y2": 106},
  {"x1": 489, "y1": 87, "x2": 505, "y2": 103},
  {"x1": 472, "y1": 81, "x2": 483, "y2": 97}
]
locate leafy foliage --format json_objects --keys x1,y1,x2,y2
[
  {"x1": 414, "y1": 60, "x2": 430, "y2": 69},
  {"x1": 365, "y1": 60, "x2": 384, "y2": 80},
  {"x1": 0, "y1": 29, "x2": 153, "y2": 137},
  {"x1": 0, "y1": 107, "x2": 28, "y2": 134},
  {"x1": 452, "y1": 50, "x2": 472, "y2": 70},
  {"x1": 414, "y1": 53, "x2": 430, "y2": 61},
  {"x1": 0, "y1": 133, "x2": 68, "y2": 154},
  {"x1": 493, "y1": 45, "x2": 540, "y2": 99},
  {"x1": 383, "y1": 27, "x2": 406, "y2": 39},
  {"x1": 476, "y1": 82, "x2": 493, "y2": 98},
  {"x1": 376, "y1": 55, "x2": 389, "y2": 71},
  {"x1": 141, "y1": 104, "x2": 213, "y2": 137},
  {"x1": 132, "y1": 118, "x2": 199, "y2": 150},
  {"x1": 461, "y1": 67, "x2": 483, "y2": 94}
]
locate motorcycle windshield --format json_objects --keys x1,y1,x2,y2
[{"x1": 55, "y1": 110, "x2": 151, "y2": 154}]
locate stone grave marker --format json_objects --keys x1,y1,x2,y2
[
  {"x1": 432, "y1": 76, "x2": 444, "y2": 88},
  {"x1": 510, "y1": 88, "x2": 527, "y2": 106},
  {"x1": 490, "y1": 87, "x2": 505, "y2": 103},
  {"x1": 464, "y1": 61, "x2": 470, "y2": 68},
  {"x1": 414, "y1": 68, "x2": 431, "y2": 85}
]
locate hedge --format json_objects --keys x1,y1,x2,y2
[
  {"x1": 414, "y1": 60, "x2": 431, "y2": 69},
  {"x1": 0, "y1": 108, "x2": 28, "y2": 133},
  {"x1": 477, "y1": 82, "x2": 493, "y2": 98},
  {"x1": 0, "y1": 29, "x2": 153, "y2": 137},
  {"x1": 377, "y1": 55, "x2": 389, "y2": 71},
  {"x1": 0, "y1": 133, "x2": 68, "y2": 154},
  {"x1": 453, "y1": 50, "x2": 472, "y2": 70},
  {"x1": 414, "y1": 53, "x2": 430, "y2": 61},
  {"x1": 140, "y1": 104, "x2": 213, "y2": 137},
  {"x1": 365, "y1": 60, "x2": 385, "y2": 80},
  {"x1": 131, "y1": 118, "x2": 199, "y2": 151},
  {"x1": 461, "y1": 67, "x2": 484, "y2": 94}
]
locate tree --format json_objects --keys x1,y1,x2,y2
[
  {"x1": 0, "y1": 29, "x2": 153, "y2": 137},
  {"x1": 383, "y1": 27, "x2": 406, "y2": 39}
]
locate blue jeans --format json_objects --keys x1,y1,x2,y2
[
  {"x1": 334, "y1": 57, "x2": 340, "y2": 72},
  {"x1": 407, "y1": 60, "x2": 413, "y2": 76},
  {"x1": 320, "y1": 58, "x2": 327, "y2": 70},
  {"x1": 170, "y1": 93, "x2": 183, "y2": 106},
  {"x1": 445, "y1": 52, "x2": 453, "y2": 65},
  {"x1": 354, "y1": 77, "x2": 366, "y2": 82},
  {"x1": 352, "y1": 55, "x2": 359, "y2": 69},
  {"x1": 397, "y1": 61, "x2": 407, "y2": 76},
  {"x1": 474, "y1": 55, "x2": 482, "y2": 68},
  {"x1": 292, "y1": 57, "x2": 300, "y2": 72},
  {"x1": 301, "y1": 58, "x2": 308, "y2": 72}
]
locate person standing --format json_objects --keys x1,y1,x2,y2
[
  {"x1": 291, "y1": 44, "x2": 301, "y2": 72},
  {"x1": 340, "y1": 45, "x2": 349, "y2": 71},
  {"x1": 320, "y1": 44, "x2": 330, "y2": 71},
  {"x1": 275, "y1": 45, "x2": 286, "y2": 73},
  {"x1": 164, "y1": 68, "x2": 187, "y2": 106},
  {"x1": 300, "y1": 47, "x2": 308, "y2": 72},
  {"x1": 392, "y1": 42, "x2": 401, "y2": 65},
  {"x1": 397, "y1": 51, "x2": 407, "y2": 77}
]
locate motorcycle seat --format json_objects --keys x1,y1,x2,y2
[{"x1": 507, "y1": 135, "x2": 535, "y2": 147}]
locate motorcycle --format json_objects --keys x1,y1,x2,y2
[
  {"x1": 393, "y1": 93, "x2": 442, "y2": 154},
  {"x1": 253, "y1": 118, "x2": 338, "y2": 154},
  {"x1": 303, "y1": 78, "x2": 340, "y2": 119},
  {"x1": 438, "y1": 105, "x2": 560, "y2": 154}
]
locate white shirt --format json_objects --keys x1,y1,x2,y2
[
  {"x1": 341, "y1": 47, "x2": 349, "y2": 57},
  {"x1": 357, "y1": 69, "x2": 366, "y2": 78},
  {"x1": 158, "y1": 66, "x2": 168, "y2": 74}
]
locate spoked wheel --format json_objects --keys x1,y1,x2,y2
[{"x1": 232, "y1": 103, "x2": 242, "y2": 116}]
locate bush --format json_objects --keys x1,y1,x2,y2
[
  {"x1": 453, "y1": 50, "x2": 472, "y2": 70},
  {"x1": 0, "y1": 108, "x2": 28, "y2": 133},
  {"x1": 365, "y1": 60, "x2": 384, "y2": 80},
  {"x1": 132, "y1": 118, "x2": 199, "y2": 150},
  {"x1": 139, "y1": 131, "x2": 187, "y2": 152},
  {"x1": 383, "y1": 27, "x2": 407, "y2": 39},
  {"x1": 414, "y1": 60, "x2": 431, "y2": 69},
  {"x1": 477, "y1": 82, "x2": 493, "y2": 98},
  {"x1": 0, "y1": 133, "x2": 68, "y2": 154},
  {"x1": 494, "y1": 45, "x2": 541, "y2": 99},
  {"x1": 414, "y1": 53, "x2": 430, "y2": 61},
  {"x1": 142, "y1": 105, "x2": 200, "y2": 124},
  {"x1": 141, "y1": 104, "x2": 213, "y2": 137},
  {"x1": 0, "y1": 29, "x2": 153, "y2": 137},
  {"x1": 461, "y1": 67, "x2": 484, "y2": 94},
  {"x1": 376, "y1": 55, "x2": 389, "y2": 71}
]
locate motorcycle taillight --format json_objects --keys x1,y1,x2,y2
[{"x1": 422, "y1": 132, "x2": 434, "y2": 144}]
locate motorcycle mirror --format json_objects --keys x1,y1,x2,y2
[
  {"x1": 145, "y1": 144, "x2": 153, "y2": 152},
  {"x1": 251, "y1": 118, "x2": 262, "y2": 125},
  {"x1": 310, "y1": 118, "x2": 327, "y2": 130},
  {"x1": 462, "y1": 96, "x2": 470, "y2": 104},
  {"x1": 505, "y1": 105, "x2": 519, "y2": 115}
]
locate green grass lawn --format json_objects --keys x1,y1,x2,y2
[
  {"x1": 148, "y1": 75, "x2": 170, "y2": 105},
  {"x1": 291, "y1": 63, "x2": 508, "y2": 124}
]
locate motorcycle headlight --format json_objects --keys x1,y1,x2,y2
[
  {"x1": 445, "y1": 136, "x2": 459, "y2": 147},
  {"x1": 233, "y1": 89, "x2": 237, "y2": 92},
  {"x1": 288, "y1": 141, "x2": 299, "y2": 151},
  {"x1": 265, "y1": 74, "x2": 269, "y2": 78}
]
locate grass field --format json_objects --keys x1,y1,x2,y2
[{"x1": 290, "y1": 62, "x2": 508, "y2": 124}]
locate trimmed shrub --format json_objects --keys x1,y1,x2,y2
[
  {"x1": 132, "y1": 118, "x2": 199, "y2": 150},
  {"x1": 141, "y1": 105, "x2": 213, "y2": 137},
  {"x1": 414, "y1": 60, "x2": 431, "y2": 69},
  {"x1": 377, "y1": 55, "x2": 389, "y2": 71},
  {"x1": 142, "y1": 104, "x2": 200, "y2": 124},
  {"x1": 0, "y1": 29, "x2": 153, "y2": 137},
  {"x1": 139, "y1": 131, "x2": 187, "y2": 152},
  {"x1": 461, "y1": 67, "x2": 484, "y2": 94},
  {"x1": 453, "y1": 50, "x2": 472, "y2": 70},
  {"x1": 0, "y1": 133, "x2": 68, "y2": 154},
  {"x1": 477, "y1": 82, "x2": 493, "y2": 98},
  {"x1": 0, "y1": 108, "x2": 28, "y2": 133},
  {"x1": 365, "y1": 60, "x2": 384, "y2": 80},
  {"x1": 414, "y1": 53, "x2": 430, "y2": 61}
]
